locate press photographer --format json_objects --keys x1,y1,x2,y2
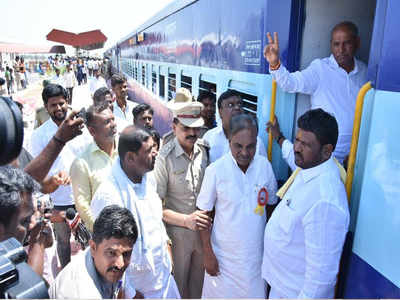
[{"x1": 0, "y1": 166, "x2": 49, "y2": 298}]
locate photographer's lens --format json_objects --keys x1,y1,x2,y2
[{"x1": 0, "y1": 97, "x2": 23, "y2": 165}]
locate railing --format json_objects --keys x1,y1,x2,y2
[
  {"x1": 345, "y1": 81, "x2": 372, "y2": 202},
  {"x1": 267, "y1": 80, "x2": 277, "y2": 162}
]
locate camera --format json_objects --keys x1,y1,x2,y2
[
  {"x1": 0, "y1": 238, "x2": 49, "y2": 298},
  {"x1": 0, "y1": 96, "x2": 23, "y2": 165},
  {"x1": 0, "y1": 97, "x2": 49, "y2": 298}
]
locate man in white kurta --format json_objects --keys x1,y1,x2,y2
[
  {"x1": 197, "y1": 114, "x2": 277, "y2": 298},
  {"x1": 262, "y1": 109, "x2": 350, "y2": 298},
  {"x1": 264, "y1": 22, "x2": 368, "y2": 162},
  {"x1": 91, "y1": 126, "x2": 180, "y2": 298}
]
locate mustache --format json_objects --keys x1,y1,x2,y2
[
  {"x1": 107, "y1": 266, "x2": 124, "y2": 273},
  {"x1": 186, "y1": 135, "x2": 197, "y2": 140}
]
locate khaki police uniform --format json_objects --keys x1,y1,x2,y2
[
  {"x1": 154, "y1": 137, "x2": 209, "y2": 299},
  {"x1": 154, "y1": 87, "x2": 209, "y2": 298}
]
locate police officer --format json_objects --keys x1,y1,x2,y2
[{"x1": 154, "y1": 88, "x2": 212, "y2": 298}]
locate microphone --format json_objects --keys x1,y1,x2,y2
[
  {"x1": 65, "y1": 208, "x2": 91, "y2": 250},
  {"x1": 66, "y1": 208, "x2": 80, "y2": 230}
]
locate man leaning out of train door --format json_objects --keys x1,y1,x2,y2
[
  {"x1": 262, "y1": 109, "x2": 350, "y2": 298},
  {"x1": 197, "y1": 113, "x2": 277, "y2": 298},
  {"x1": 154, "y1": 88, "x2": 212, "y2": 298},
  {"x1": 264, "y1": 21, "x2": 367, "y2": 164}
]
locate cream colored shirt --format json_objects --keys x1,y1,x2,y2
[
  {"x1": 154, "y1": 137, "x2": 209, "y2": 215},
  {"x1": 70, "y1": 140, "x2": 118, "y2": 231}
]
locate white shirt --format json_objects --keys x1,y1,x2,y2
[
  {"x1": 49, "y1": 249, "x2": 126, "y2": 299},
  {"x1": 51, "y1": 74, "x2": 65, "y2": 88},
  {"x1": 29, "y1": 118, "x2": 90, "y2": 206},
  {"x1": 91, "y1": 160, "x2": 179, "y2": 299},
  {"x1": 89, "y1": 76, "x2": 107, "y2": 95},
  {"x1": 63, "y1": 71, "x2": 76, "y2": 88},
  {"x1": 271, "y1": 55, "x2": 367, "y2": 162},
  {"x1": 197, "y1": 153, "x2": 277, "y2": 298},
  {"x1": 113, "y1": 99, "x2": 137, "y2": 133},
  {"x1": 262, "y1": 157, "x2": 349, "y2": 298},
  {"x1": 203, "y1": 125, "x2": 267, "y2": 163},
  {"x1": 281, "y1": 139, "x2": 297, "y2": 171}
]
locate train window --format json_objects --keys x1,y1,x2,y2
[
  {"x1": 181, "y1": 74, "x2": 192, "y2": 93},
  {"x1": 228, "y1": 88, "x2": 258, "y2": 117},
  {"x1": 159, "y1": 74, "x2": 165, "y2": 99},
  {"x1": 199, "y1": 78, "x2": 216, "y2": 96},
  {"x1": 168, "y1": 73, "x2": 176, "y2": 101},
  {"x1": 152, "y1": 71, "x2": 157, "y2": 93},
  {"x1": 142, "y1": 65, "x2": 146, "y2": 86},
  {"x1": 129, "y1": 59, "x2": 133, "y2": 78}
]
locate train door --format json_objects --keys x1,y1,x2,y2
[{"x1": 293, "y1": 0, "x2": 376, "y2": 131}]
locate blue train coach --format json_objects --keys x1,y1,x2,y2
[{"x1": 106, "y1": 0, "x2": 400, "y2": 297}]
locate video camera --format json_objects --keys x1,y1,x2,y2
[
  {"x1": 0, "y1": 238, "x2": 49, "y2": 298},
  {"x1": 0, "y1": 96, "x2": 49, "y2": 298},
  {"x1": 0, "y1": 96, "x2": 23, "y2": 165}
]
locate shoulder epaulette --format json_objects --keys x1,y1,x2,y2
[
  {"x1": 196, "y1": 138, "x2": 210, "y2": 149},
  {"x1": 159, "y1": 138, "x2": 176, "y2": 157}
]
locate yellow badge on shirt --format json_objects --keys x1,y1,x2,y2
[{"x1": 254, "y1": 187, "x2": 268, "y2": 216}]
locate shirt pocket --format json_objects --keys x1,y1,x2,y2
[{"x1": 277, "y1": 203, "x2": 297, "y2": 245}]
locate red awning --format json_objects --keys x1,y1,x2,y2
[{"x1": 46, "y1": 29, "x2": 107, "y2": 50}]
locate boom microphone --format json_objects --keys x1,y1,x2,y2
[{"x1": 65, "y1": 208, "x2": 91, "y2": 250}]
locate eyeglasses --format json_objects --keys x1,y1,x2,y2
[{"x1": 223, "y1": 101, "x2": 243, "y2": 109}]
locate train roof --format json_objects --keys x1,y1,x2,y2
[{"x1": 118, "y1": 0, "x2": 195, "y2": 45}]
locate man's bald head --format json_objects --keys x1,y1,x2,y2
[
  {"x1": 330, "y1": 21, "x2": 360, "y2": 72},
  {"x1": 331, "y1": 21, "x2": 359, "y2": 40}
]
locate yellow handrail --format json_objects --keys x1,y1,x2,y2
[
  {"x1": 345, "y1": 81, "x2": 372, "y2": 201},
  {"x1": 267, "y1": 80, "x2": 277, "y2": 162}
]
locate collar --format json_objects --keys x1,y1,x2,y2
[
  {"x1": 299, "y1": 157, "x2": 336, "y2": 183},
  {"x1": 46, "y1": 117, "x2": 59, "y2": 131},
  {"x1": 228, "y1": 151, "x2": 256, "y2": 174},
  {"x1": 329, "y1": 54, "x2": 359, "y2": 74},
  {"x1": 113, "y1": 99, "x2": 128, "y2": 112},
  {"x1": 85, "y1": 249, "x2": 115, "y2": 298},
  {"x1": 89, "y1": 138, "x2": 118, "y2": 156},
  {"x1": 174, "y1": 137, "x2": 201, "y2": 159}
]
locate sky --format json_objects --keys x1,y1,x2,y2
[{"x1": 1, "y1": 0, "x2": 174, "y2": 53}]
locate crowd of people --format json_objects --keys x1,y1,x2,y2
[{"x1": 0, "y1": 21, "x2": 368, "y2": 299}]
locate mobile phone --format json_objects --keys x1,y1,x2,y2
[{"x1": 76, "y1": 107, "x2": 87, "y2": 124}]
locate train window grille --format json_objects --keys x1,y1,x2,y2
[
  {"x1": 168, "y1": 73, "x2": 176, "y2": 101},
  {"x1": 142, "y1": 65, "x2": 146, "y2": 86},
  {"x1": 134, "y1": 64, "x2": 138, "y2": 81},
  {"x1": 159, "y1": 74, "x2": 165, "y2": 99},
  {"x1": 229, "y1": 89, "x2": 257, "y2": 117},
  {"x1": 152, "y1": 72, "x2": 157, "y2": 93},
  {"x1": 128, "y1": 59, "x2": 133, "y2": 78},
  {"x1": 199, "y1": 79, "x2": 216, "y2": 96},
  {"x1": 181, "y1": 75, "x2": 192, "y2": 93}
]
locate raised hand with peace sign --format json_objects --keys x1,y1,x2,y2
[{"x1": 263, "y1": 32, "x2": 280, "y2": 69}]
